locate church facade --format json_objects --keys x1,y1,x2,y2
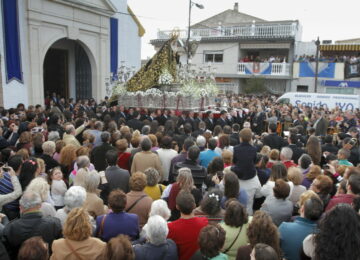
[{"x1": 0, "y1": 0, "x2": 144, "y2": 108}]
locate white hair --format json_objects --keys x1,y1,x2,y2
[
  {"x1": 76, "y1": 155, "x2": 90, "y2": 169},
  {"x1": 83, "y1": 170, "x2": 100, "y2": 193},
  {"x1": 149, "y1": 200, "x2": 171, "y2": 220},
  {"x1": 144, "y1": 215, "x2": 168, "y2": 245},
  {"x1": 48, "y1": 131, "x2": 60, "y2": 142},
  {"x1": 20, "y1": 190, "x2": 42, "y2": 210},
  {"x1": 281, "y1": 147, "x2": 293, "y2": 161},
  {"x1": 196, "y1": 135, "x2": 206, "y2": 148},
  {"x1": 26, "y1": 177, "x2": 50, "y2": 202},
  {"x1": 42, "y1": 141, "x2": 56, "y2": 155},
  {"x1": 64, "y1": 186, "x2": 86, "y2": 211}
]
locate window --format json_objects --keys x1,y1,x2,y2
[
  {"x1": 297, "y1": 85, "x2": 308, "y2": 92},
  {"x1": 204, "y1": 51, "x2": 223, "y2": 63},
  {"x1": 326, "y1": 87, "x2": 354, "y2": 94}
]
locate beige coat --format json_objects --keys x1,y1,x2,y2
[
  {"x1": 50, "y1": 237, "x2": 106, "y2": 260},
  {"x1": 131, "y1": 151, "x2": 163, "y2": 176},
  {"x1": 83, "y1": 192, "x2": 105, "y2": 218},
  {"x1": 125, "y1": 191, "x2": 153, "y2": 228},
  {"x1": 62, "y1": 125, "x2": 85, "y2": 147}
]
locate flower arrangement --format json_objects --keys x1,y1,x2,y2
[{"x1": 158, "y1": 69, "x2": 174, "y2": 85}]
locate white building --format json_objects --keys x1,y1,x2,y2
[
  {"x1": 151, "y1": 3, "x2": 301, "y2": 95},
  {"x1": 0, "y1": 0, "x2": 144, "y2": 108}
]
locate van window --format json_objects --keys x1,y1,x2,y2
[
  {"x1": 297, "y1": 85, "x2": 308, "y2": 92},
  {"x1": 278, "y1": 98, "x2": 290, "y2": 104},
  {"x1": 326, "y1": 87, "x2": 354, "y2": 94}
]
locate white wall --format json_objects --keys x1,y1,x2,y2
[
  {"x1": 0, "y1": 0, "x2": 30, "y2": 108},
  {"x1": 111, "y1": 0, "x2": 142, "y2": 71}
]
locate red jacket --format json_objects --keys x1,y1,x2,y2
[{"x1": 325, "y1": 194, "x2": 354, "y2": 212}]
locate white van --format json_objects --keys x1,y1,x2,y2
[{"x1": 276, "y1": 92, "x2": 360, "y2": 110}]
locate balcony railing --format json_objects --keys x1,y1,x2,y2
[
  {"x1": 156, "y1": 23, "x2": 297, "y2": 40},
  {"x1": 237, "y1": 62, "x2": 290, "y2": 76}
]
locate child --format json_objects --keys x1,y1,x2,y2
[{"x1": 49, "y1": 167, "x2": 67, "y2": 210}]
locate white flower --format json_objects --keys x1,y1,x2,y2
[{"x1": 158, "y1": 69, "x2": 174, "y2": 85}]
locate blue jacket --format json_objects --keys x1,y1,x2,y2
[
  {"x1": 199, "y1": 149, "x2": 220, "y2": 168},
  {"x1": 279, "y1": 217, "x2": 318, "y2": 260},
  {"x1": 134, "y1": 239, "x2": 178, "y2": 260}
]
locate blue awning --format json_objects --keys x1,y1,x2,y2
[{"x1": 321, "y1": 80, "x2": 360, "y2": 88}]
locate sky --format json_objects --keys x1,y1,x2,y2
[{"x1": 127, "y1": 0, "x2": 360, "y2": 60}]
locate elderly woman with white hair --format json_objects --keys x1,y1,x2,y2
[
  {"x1": 39, "y1": 141, "x2": 59, "y2": 173},
  {"x1": 82, "y1": 170, "x2": 106, "y2": 218},
  {"x1": 70, "y1": 155, "x2": 91, "y2": 185},
  {"x1": 54, "y1": 185, "x2": 87, "y2": 226},
  {"x1": 25, "y1": 177, "x2": 56, "y2": 217},
  {"x1": 134, "y1": 215, "x2": 178, "y2": 260}
]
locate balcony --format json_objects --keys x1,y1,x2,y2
[
  {"x1": 237, "y1": 62, "x2": 291, "y2": 77},
  {"x1": 156, "y1": 23, "x2": 298, "y2": 41}
]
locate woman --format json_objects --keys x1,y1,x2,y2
[
  {"x1": 236, "y1": 211, "x2": 281, "y2": 260},
  {"x1": 82, "y1": 170, "x2": 106, "y2": 218},
  {"x1": 260, "y1": 162, "x2": 294, "y2": 203},
  {"x1": 287, "y1": 167, "x2": 306, "y2": 205},
  {"x1": 125, "y1": 172, "x2": 153, "y2": 228},
  {"x1": 96, "y1": 190, "x2": 139, "y2": 242},
  {"x1": 16, "y1": 131, "x2": 32, "y2": 152},
  {"x1": 144, "y1": 168, "x2": 166, "y2": 200},
  {"x1": 220, "y1": 200, "x2": 251, "y2": 260},
  {"x1": 116, "y1": 139, "x2": 131, "y2": 171},
  {"x1": 260, "y1": 179, "x2": 293, "y2": 226},
  {"x1": 250, "y1": 243, "x2": 279, "y2": 260},
  {"x1": 19, "y1": 158, "x2": 39, "y2": 190},
  {"x1": 55, "y1": 186, "x2": 87, "y2": 226},
  {"x1": 215, "y1": 134, "x2": 234, "y2": 154},
  {"x1": 59, "y1": 144, "x2": 77, "y2": 178},
  {"x1": 26, "y1": 177, "x2": 56, "y2": 217},
  {"x1": 302, "y1": 204, "x2": 360, "y2": 260},
  {"x1": 50, "y1": 208, "x2": 106, "y2": 260},
  {"x1": 301, "y1": 165, "x2": 321, "y2": 189},
  {"x1": 298, "y1": 154, "x2": 312, "y2": 175},
  {"x1": 194, "y1": 189, "x2": 225, "y2": 223},
  {"x1": 305, "y1": 136, "x2": 321, "y2": 166},
  {"x1": 156, "y1": 136, "x2": 178, "y2": 183},
  {"x1": 0, "y1": 166, "x2": 22, "y2": 212},
  {"x1": 266, "y1": 149, "x2": 280, "y2": 169},
  {"x1": 222, "y1": 150, "x2": 233, "y2": 168},
  {"x1": 18, "y1": 236, "x2": 48, "y2": 260},
  {"x1": 148, "y1": 134, "x2": 159, "y2": 151},
  {"x1": 220, "y1": 172, "x2": 248, "y2": 209},
  {"x1": 134, "y1": 215, "x2": 178, "y2": 260},
  {"x1": 53, "y1": 140, "x2": 66, "y2": 163},
  {"x1": 191, "y1": 224, "x2": 228, "y2": 260},
  {"x1": 97, "y1": 235, "x2": 135, "y2": 260},
  {"x1": 255, "y1": 154, "x2": 271, "y2": 186}
]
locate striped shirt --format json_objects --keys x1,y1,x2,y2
[{"x1": 0, "y1": 172, "x2": 19, "y2": 209}]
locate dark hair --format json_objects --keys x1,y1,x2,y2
[
  {"x1": 352, "y1": 195, "x2": 360, "y2": 212},
  {"x1": 198, "y1": 224, "x2": 226, "y2": 258},
  {"x1": 188, "y1": 145, "x2": 200, "y2": 161},
  {"x1": 106, "y1": 150, "x2": 118, "y2": 166},
  {"x1": 7, "y1": 154, "x2": 23, "y2": 172},
  {"x1": 289, "y1": 134, "x2": 297, "y2": 144},
  {"x1": 184, "y1": 123, "x2": 192, "y2": 134},
  {"x1": 133, "y1": 111, "x2": 139, "y2": 118},
  {"x1": 140, "y1": 138, "x2": 152, "y2": 151},
  {"x1": 207, "y1": 157, "x2": 224, "y2": 175},
  {"x1": 254, "y1": 243, "x2": 279, "y2": 260},
  {"x1": 101, "y1": 131, "x2": 111, "y2": 143},
  {"x1": 224, "y1": 172, "x2": 239, "y2": 199},
  {"x1": 269, "y1": 123, "x2": 277, "y2": 133},
  {"x1": 270, "y1": 162, "x2": 288, "y2": 181},
  {"x1": 314, "y1": 204, "x2": 360, "y2": 260},
  {"x1": 176, "y1": 191, "x2": 195, "y2": 215},
  {"x1": 183, "y1": 138, "x2": 195, "y2": 151},
  {"x1": 302, "y1": 195, "x2": 323, "y2": 221},
  {"x1": 160, "y1": 136, "x2": 172, "y2": 149},
  {"x1": 224, "y1": 199, "x2": 248, "y2": 227},
  {"x1": 200, "y1": 189, "x2": 223, "y2": 216},
  {"x1": 299, "y1": 154, "x2": 312, "y2": 169},
  {"x1": 208, "y1": 138, "x2": 217, "y2": 150},
  {"x1": 324, "y1": 135, "x2": 333, "y2": 144},
  {"x1": 349, "y1": 173, "x2": 360, "y2": 195},
  {"x1": 273, "y1": 179, "x2": 290, "y2": 200},
  {"x1": 108, "y1": 190, "x2": 127, "y2": 213},
  {"x1": 18, "y1": 236, "x2": 48, "y2": 260},
  {"x1": 218, "y1": 135, "x2": 230, "y2": 149},
  {"x1": 232, "y1": 123, "x2": 240, "y2": 132},
  {"x1": 19, "y1": 158, "x2": 38, "y2": 190}
]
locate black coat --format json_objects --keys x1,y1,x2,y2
[
  {"x1": 204, "y1": 118, "x2": 215, "y2": 132},
  {"x1": 100, "y1": 165, "x2": 130, "y2": 204},
  {"x1": 91, "y1": 143, "x2": 117, "y2": 171},
  {"x1": 287, "y1": 144, "x2": 305, "y2": 164},
  {"x1": 231, "y1": 142, "x2": 257, "y2": 180},
  {"x1": 127, "y1": 119, "x2": 144, "y2": 132},
  {"x1": 263, "y1": 133, "x2": 287, "y2": 150},
  {"x1": 173, "y1": 159, "x2": 207, "y2": 189}
]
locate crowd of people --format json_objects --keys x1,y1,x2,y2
[
  {"x1": 296, "y1": 54, "x2": 360, "y2": 63},
  {"x1": 0, "y1": 93, "x2": 359, "y2": 260},
  {"x1": 239, "y1": 56, "x2": 287, "y2": 63}
]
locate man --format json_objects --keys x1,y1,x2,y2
[
  {"x1": 263, "y1": 123, "x2": 287, "y2": 150},
  {"x1": 199, "y1": 138, "x2": 220, "y2": 168},
  {"x1": 174, "y1": 145, "x2": 207, "y2": 189},
  {"x1": 313, "y1": 111, "x2": 328, "y2": 136},
  {"x1": 286, "y1": 134, "x2": 304, "y2": 164},
  {"x1": 100, "y1": 150, "x2": 130, "y2": 204},
  {"x1": 127, "y1": 111, "x2": 144, "y2": 131},
  {"x1": 337, "y1": 148, "x2": 353, "y2": 166},
  {"x1": 88, "y1": 121, "x2": 104, "y2": 147},
  {"x1": 321, "y1": 135, "x2": 339, "y2": 155},
  {"x1": 216, "y1": 110, "x2": 228, "y2": 128},
  {"x1": 280, "y1": 147, "x2": 297, "y2": 169},
  {"x1": 169, "y1": 138, "x2": 195, "y2": 183},
  {"x1": 90, "y1": 132, "x2": 116, "y2": 171},
  {"x1": 192, "y1": 121, "x2": 206, "y2": 138},
  {"x1": 167, "y1": 191, "x2": 208, "y2": 260},
  {"x1": 3, "y1": 191, "x2": 62, "y2": 258},
  {"x1": 62, "y1": 123, "x2": 86, "y2": 147},
  {"x1": 204, "y1": 111, "x2": 215, "y2": 132},
  {"x1": 325, "y1": 173, "x2": 360, "y2": 211},
  {"x1": 230, "y1": 123, "x2": 240, "y2": 146},
  {"x1": 279, "y1": 196, "x2": 323, "y2": 260}
]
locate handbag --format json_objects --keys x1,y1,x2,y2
[
  {"x1": 126, "y1": 195, "x2": 147, "y2": 212},
  {"x1": 64, "y1": 239, "x2": 84, "y2": 260},
  {"x1": 223, "y1": 225, "x2": 243, "y2": 254}
]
